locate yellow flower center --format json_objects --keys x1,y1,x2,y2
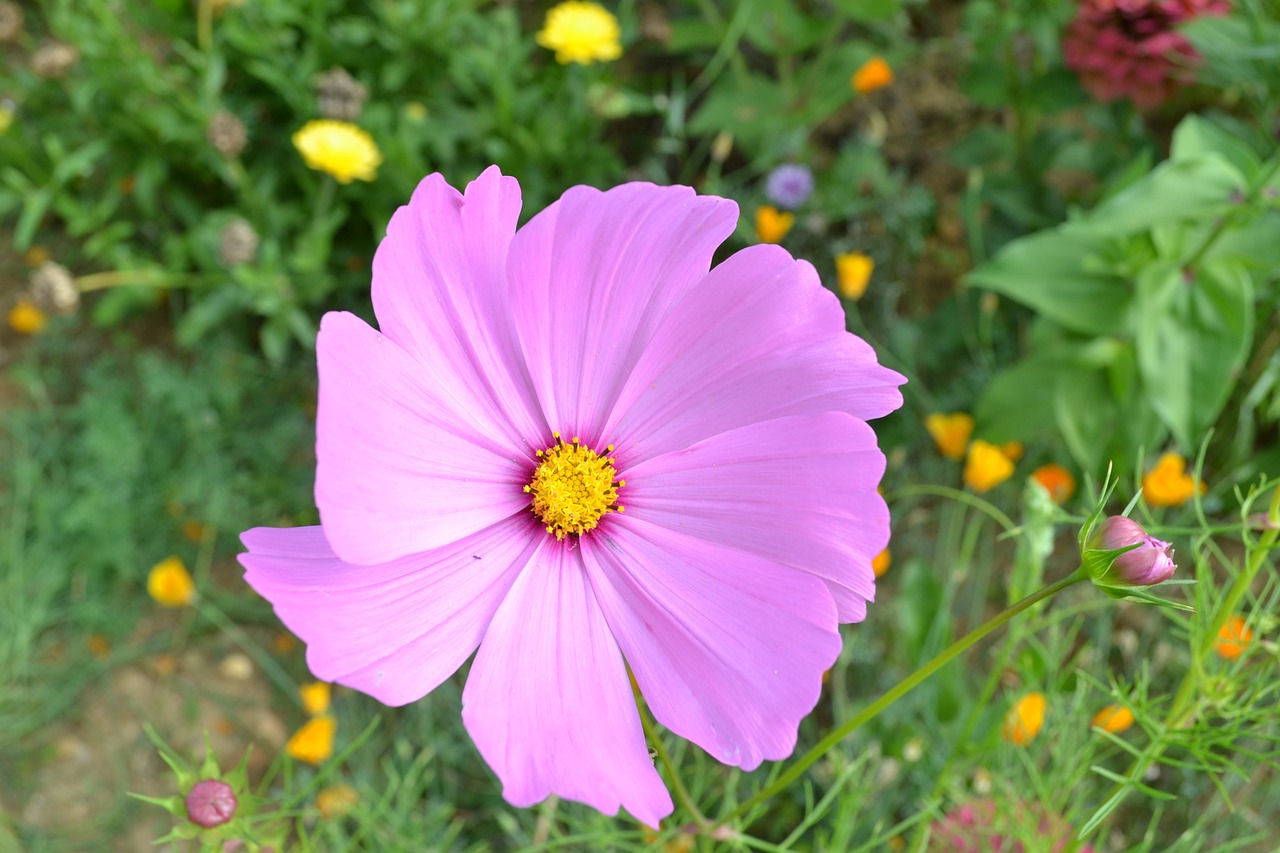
[{"x1": 525, "y1": 433, "x2": 624, "y2": 540}]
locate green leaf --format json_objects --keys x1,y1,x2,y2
[
  {"x1": 1170, "y1": 115, "x2": 1262, "y2": 181},
  {"x1": 966, "y1": 228, "x2": 1130, "y2": 335},
  {"x1": 1135, "y1": 259, "x2": 1254, "y2": 450},
  {"x1": 1078, "y1": 153, "x2": 1246, "y2": 238},
  {"x1": 974, "y1": 351, "x2": 1071, "y2": 443}
]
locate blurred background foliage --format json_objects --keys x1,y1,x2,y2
[{"x1": 2, "y1": 0, "x2": 1279, "y2": 850}]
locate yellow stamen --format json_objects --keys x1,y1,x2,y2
[{"x1": 525, "y1": 432, "x2": 624, "y2": 540}]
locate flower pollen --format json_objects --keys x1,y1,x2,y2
[{"x1": 525, "y1": 433, "x2": 624, "y2": 540}]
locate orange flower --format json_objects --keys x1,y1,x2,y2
[
  {"x1": 999, "y1": 441, "x2": 1024, "y2": 462},
  {"x1": 147, "y1": 556, "x2": 195, "y2": 607},
  {"x1": 86, "y1": 634, "x2": 111, "y2": 659},
  {"x1": 1215, "y1": 614, "x2": 1253, "y2": 660},
  {"x1": 754, "y1": 205, "x2": 794, "y2": 243},
  {"x1": 925, "y1": 412, "x2": 973, "y2": 460},
  {"x1": 835, "y1": 252, "x2": 874, "y2": 300},
  {"x1": 1031, "y1": 464, "x2": 1076, "y2": 504},
  {"x1": 872, "y1": 548, "x2": 891, "y2": 578},
  {"x1": 300, "y1": 681, "x2": 332, "y2": 716},
  {"x1": 1002, "y1": 692, "x2": 1046, "y2": 745},
  {"x1": 964, "y1": 439, "x2": 1015, "y2": 493},
  {"x1": 316, "y1": 784, "x2": 359, "y2": 819},
  {"x1": 1091, "y1": 703, "x2": 1134, "y2": 735},
  {"x1": 1142, "y1": 452, "x2": 1203, "y2": 508},
  {"x1": 851, "y1": 56, "x2": 894, "y2": 94},
  {"x1": 286, "y1": 715, "x2": 336, "y2": 764},
  {"x1": 8, "y1": 299, "x2": 47, "y2": 335}
]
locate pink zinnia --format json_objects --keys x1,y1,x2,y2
[
  {"x1": 1062, "y1": 0, "x2": 1230, "y2": 109},
  {"x1": 238, "y1": 166, "x2": 904, "y2": 825}
]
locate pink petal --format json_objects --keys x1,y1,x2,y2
[
  {"x1": 462, "y1": 541, "x2": 673, "y2": 827},
  {"x1": 507, "y1": 181, "x2": 737, "y2": 442},
  {"x1": 582, "y1": 518, "x2": 842, "y2": 770},
  {"x1": 315, "y1": 311, "x2": 531, "y2": 565},
  {"x1": 621, "y1": 412, "x2": 889, "y2": 622},
  {"x1": 603, "y1": 244, "x2": 905, "y2": 463},
  {"x1": 239, "y1": 518, "x2": 538, "y2": 706},
  {"x1": 371, "y1": 166, "x2": 548, "y2": 451}
]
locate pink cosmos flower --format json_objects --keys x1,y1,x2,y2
[
  {"x1": 1062, "y1": 0, "x2": 1230, "y2": 109},
  {"x1": 238, "y1": 166, "x2": 904, "y2": 826}
]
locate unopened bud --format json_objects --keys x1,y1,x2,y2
[
  {"x1": 1086, "y1": 516, "x2": 1176, "y2": 587},
  {"x1": 217, "y1": 219, "x2": 259, "y2": 267},
  {"x1": 208, "y1": 111, "x2": 248, "y2": 158},
  {"x1": 314, "y1": 67, "x2": 368, "y2": 122},
  {"x1": 185, "y1": 779, "x2": 237, "y2": 828},
  {"x1": 29, "y1": 261, "x2": 78, "y2": 314}
]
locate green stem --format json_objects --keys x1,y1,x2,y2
[
  {"x1": 639, "y1": 697, "x2": 710, "y2": 830},
  {"x1": 723, "y1": 568, "x2": 1088, "y2": 827},
  {"x1": 1182, "y1": 156, "x2": 1280, "y2": 272}
]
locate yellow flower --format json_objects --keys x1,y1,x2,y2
[
  {"x1": 300, "y1": 681, "x2": 331, "y2": 716},
  {"x1": 999, "y1": 441, "x2": 1023, "y2": 462},
  {"x1": 286, "y1": 715, "x2": 336, "y2": 764},
  {"x1": 292, "y1": 119, "x2": 381, "y2": 184},
  {"x1": 1031, "y1": 463, "x2": 1076, "y2": 504},
  {"x1": 964, "y1": 439, "x2": 1015, "y2": 493},
  {"x1": 851, "y1": 56, "x2": 894, "y2": 94},
  {"x1": 1142, "y1": 452, "x2": 1203, "y2": 508},
  {"x1": 925, "y1": 412, "x2": 973, "y2": 461},
  {"x1": 1001, "y1": 691, "x2": 1046, "y2": 745},
  {"x1": 316, "y1": 784, "x2": 359, "y2": 819},
  {"x1": 24, "y1": 246, "x2": 51, "y2": 266},
  {"x1": 536, "y1": 1, "x2": 621, "y2": 65},
  {"x1": 1092, "y1": 703, "x2": 1134, "y2": 735},
  {"x1": 0, "y1": 104, "x2": 12, "y2": 135},
  {"x1": 147, "y1": 556, "x2": 196, "y2": 607},
  {"x1": 1215, "y1": 614, "x2": 1253, "y2": 660},
  {"x1": 835, "y1": 252, "x2": 873, "y2": 300},
  {"x1": 872, "y1": 548, "x2": 891, "y2": 578},
  {"x1": 403, "y1": 102, "x2": 428, "y2": 122},
  {"x1": 7, "y1": 299, "x2": 47, "y2": 335},
  {"x1": 755, "y1": 205, "x2": 794, "y2": 243}
]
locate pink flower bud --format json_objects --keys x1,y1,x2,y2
[
  {"x1": 185, "y1": 779, "x2": 237, "y2": 828},
  {"x1": 1088, "y1": 516, "x2": 1176, "y2": 586}
]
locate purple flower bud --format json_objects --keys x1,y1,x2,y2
[
  {"x1": 764, "y1": 164, "x2": 814, "y2": 209},
  {"x1": 185, "y1": 779, "x2": 237, "y2": 828},
  {"x1": 1088, "y1": 516, "x2": 1177, "y2": 586}
]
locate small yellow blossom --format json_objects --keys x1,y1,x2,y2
[
  {"x1": 403, "y1": 102, "x2": 428, "y2": 122},
  {"x1": 0, "y1": 104, "x2": 12, "y2": 135},
  {"x1": 300, "y1": 681, "x2": 332, "y2": 716},
  {"x1": 181, "y1": 519, "x2": 209, "y2": 543},
  {"x1": 999, "y1": 441, "x2": 1023, "y2": 462},
  {"x1": 316, "y1": 784, "x2": 359, "y2": 819},
  {"x1": 292, "y1": 119, "x2": 381, "y2": 184},
  {"x1": 872, "y1": 548, "x2": 891, "y2": 578},
  {"x1": 1215, "y1": 614, "x2": 1253, "y2": 660},
  {"x1": 7, "y1": 299, "x2": 46, "y2": 335},
  {"x1": 964, "y1": 439, "x2": 1015, "y2": 493},
  {"x1": 851, "y1": 56, "x2": 894, "y2": 94},
  {"x1": 86, "y1": 634, "x2": 111, "y2": 658},
  {"x1": 286, "y1": 715, "x2": 336, "y2": 765},
  {"x1": 1002, "y1": 691, "x2": 1046, "y2": 745},
  {"x1": 925, "y1": 412, "x2": 974, "y2": 461},
  {"x1": 24, "y1": 246, "x2": 51, "y2": 266},
  {"x1": 755, "y1": 205, "x2": 794, "y2": 243},
  {"x1": 147, "y1": 556, "x2": 196, "y2": 607},
  {"x1": 1142, "y1": 452, "x2": 1203, "y2": 508},
  {"x1": 536, "y1": 1, "x2": 622, "y2": 65},
  {"x1": 835, "y1": 252, "x2": 874, "y2": 300},
  {"x1": 1092, "y1": 703, "x2": 1134, "y2": 734},
  {"x1": 1031, "y1": 463, "x2": 1076, "y2": 504}
]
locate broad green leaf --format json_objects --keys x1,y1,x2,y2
[
  {"x1": 975, "y1": 350, "x2": 1076, "y2": 443},
  {"x1": 1170, "y1": 115, "x2": 1262, "y2": 180},
  {"x1": 966, "y1": 228, "x2": 1130, "y2": 335},
  {"x1": 1078, "y1": 153, "x2": 1245, "y2": 237},
  {"x1": 1135, "y1": 259, "x2": 1254, "y2": 450}
]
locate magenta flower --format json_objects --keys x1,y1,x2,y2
[
  {"x1": 185, "y1": 779, "x2": 237, "y2": 828},
  {"x1": 238, "y1": 167, "x2": 904, "y2": 826},
  {"x1": 1063, "y1": 0, "x2": 1230, "y2": 109},
  {"x1": 928, "y1": 799, "x2": 1094, "y2": 852},
  {"x1": 1086, "y1": 515, "x2": 1177, "y2": 586}
]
